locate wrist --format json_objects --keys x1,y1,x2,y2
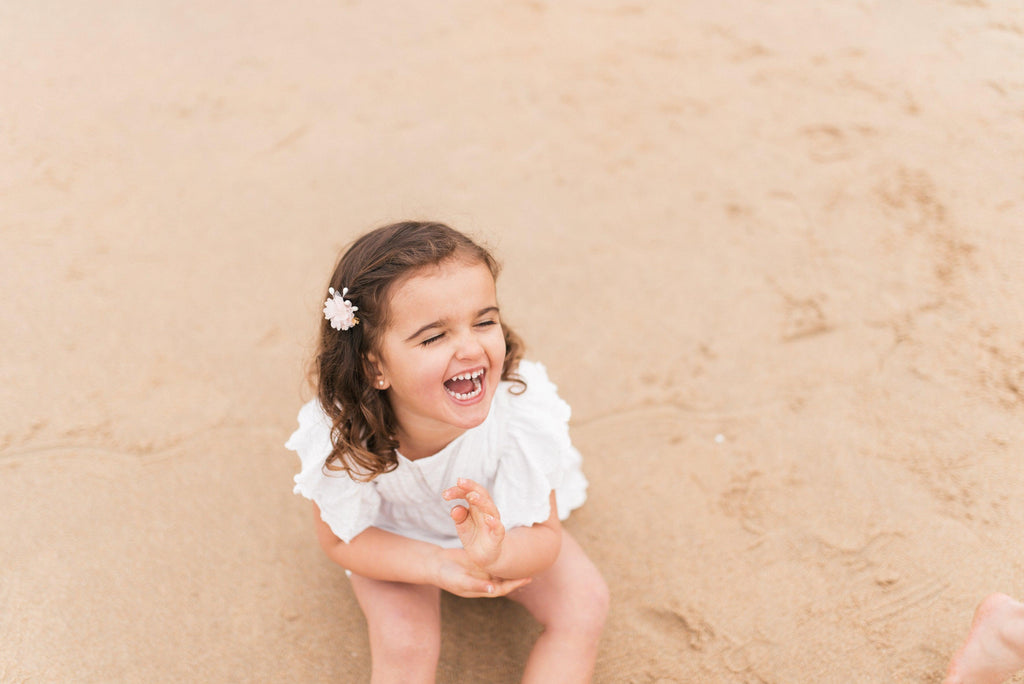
[
  {"x1": 478, "y1": 547, "x2": 505, "y2": 576},
  {"x1": 428, "y1": 546, "x2": 454, "y2": 587}
]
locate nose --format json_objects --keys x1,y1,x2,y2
[{"x1": 453, "y1": 328, "x2": 485, "y2": 360}]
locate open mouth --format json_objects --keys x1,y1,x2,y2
[{"x1": 443, "y1": 368, "x2": 485, "y2": 400}]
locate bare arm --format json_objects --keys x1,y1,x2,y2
[
  {"x1": 484, "y1": 491, "x2": 561, "y2": 579},
  {"x1": 311, "y1": 503, "x2": 530, "y2": 597},
  {"x1": 312, "y1": 505, "x2": 435, "y2": 583},
  {"x1": 443, "y1": 480, "x2": 562, "y2": 580}
]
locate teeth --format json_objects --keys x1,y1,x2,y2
[
  {"x1": 445, "y1": 374, "x2": 483, "y2": 400},
  {"x1": 447, "y1": 369, "x2": 484, "y2": 383}
]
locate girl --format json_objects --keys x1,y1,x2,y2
[{"x1": 286, "y1": 221, "x2": 609, "y2": 683}]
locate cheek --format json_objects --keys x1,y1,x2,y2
[
  {"x1": 414, "y1": 348, "x2": 449, "y2": 384},
  {"x1": 489, "y1": 331, "x2": 508, "y2": 363}
]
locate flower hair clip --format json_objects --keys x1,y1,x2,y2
[{"x1": 324, "y1": 287, "x2": 360, "y2": 331}]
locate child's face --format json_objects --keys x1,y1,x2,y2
[{"x1": 370, "y1": 258, "x2": 506, "y2": 453}]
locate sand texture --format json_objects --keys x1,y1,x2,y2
[{"x1": 3, "y1": 1, "x2": 1024, "y2": 682}]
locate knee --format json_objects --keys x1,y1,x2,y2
[
  {"x1": 581, "y1": 571, "x2": 611, "y2": 632},
  {"x1": 551, "y1": 569, "x2": 610, "y2": 638},
  {"x1": 370, "y1": 620, "x2": 440, "y2": 669}
]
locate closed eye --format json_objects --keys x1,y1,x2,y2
[
  {"x1": 420, "y1": 333, "x2": 444, "y2": 346},
  {"x1": 475, "y1": 320, "x2": 498, "y2": 328}
]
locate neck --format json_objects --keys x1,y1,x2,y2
[{"x1": 395, "y1": 423, "x2": 465, "y2": 461}]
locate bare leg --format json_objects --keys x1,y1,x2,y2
[
  {"x1": 507, "y1": 531, "x2": 609, "y2": 683},
  {"x1": 944, "y1": 593, "x2": 1024, "y2": 684},
  {"x1": 349, "y1": 574, "x2": 442, "y2": 684}
]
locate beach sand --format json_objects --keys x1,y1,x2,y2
[{"x1": 3, "y1": 1, "x2": 1023, "y2": 681}]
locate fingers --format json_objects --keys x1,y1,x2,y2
[
  {"x1": 485, "y1": 513, "x2": 505, "y2": 536},
  {"x1": 444, "y1": 479, "x2": 505, "y2": 568},
  {"x1": 460, "y1": 576, "x2": 532, "y2": 599},
  {"x1": 450, "y1": 505, "x2": 469, "y2": 524},
  {"x1": 449, "y1": 504, "x2": 500, "y2": 536},
  {"x1": 443, "y1": 478, "x2": 502, "y2": 523},
  {"x1": 494, "y1": 576, "x2": 532, "y2": 596},
  {"x1": 442, "y1": 478, "x2": 489, "y2": 504}
]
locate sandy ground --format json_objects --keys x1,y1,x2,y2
[{"x1": 3, "y1": 1, "x2": 1024, "y2": 682}]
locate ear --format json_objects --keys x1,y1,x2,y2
[{"x1": 364, "y1": 353, "x2": 390, "y2": 391}]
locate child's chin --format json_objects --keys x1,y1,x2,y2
[
  {"x1": 448, "y1": 397, "x2": 492, "y2": 427},
  {"x1": 455, "y1": 406, "x2": 489, "y2": 427}
]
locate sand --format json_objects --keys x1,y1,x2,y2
[{"x1": 3, "y1": 1, "x2": 1023, "y2": 682}]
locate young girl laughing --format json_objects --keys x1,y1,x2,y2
[{"x1": 287, "y1": 221, "x2": 608, "y2": 683}]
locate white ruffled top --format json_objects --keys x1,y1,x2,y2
[{"x1": 286, "y1": 360, "x2": 588, "y2": 548}]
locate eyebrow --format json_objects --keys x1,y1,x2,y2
[{"x1": 404, "y1": 306, "x2": 500, "y2": 342}]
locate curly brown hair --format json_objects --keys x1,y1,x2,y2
[{"x1": 313, "y1": 221, "x2": 525, "y2": 481}]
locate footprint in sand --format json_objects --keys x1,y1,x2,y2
[
  {"x1": 781, "y1": 296, "x2": 830, "y2": 342},
  {"x1": 799, "y1": 124, "x2": 878, "y2": 163}
]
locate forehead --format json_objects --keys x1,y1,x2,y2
[{"x1": 387, "y1": 259, "x2": 497, "y2": 325}]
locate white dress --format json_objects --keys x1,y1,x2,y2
[{"x1": 286, "y1": 360, "x2": 588, "y2": 548}]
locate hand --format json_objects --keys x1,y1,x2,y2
[
  {"x1": 433, "y1": 547, "x2": 530, "y2": 598},
  {"x1": 443, "y1": 478, "x2": 506, "y2": 570}
]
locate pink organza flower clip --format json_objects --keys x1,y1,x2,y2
[{"x1": 323, "y1": 287, "x2": 360, "y2": 331}]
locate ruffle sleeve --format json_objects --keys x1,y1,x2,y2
[
  {"x1": 491, "y1": 361, "x2": 588, "y2": 530},
  {"x1": 285, "y1": 400, "x2": 382, "y2": 543}
]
